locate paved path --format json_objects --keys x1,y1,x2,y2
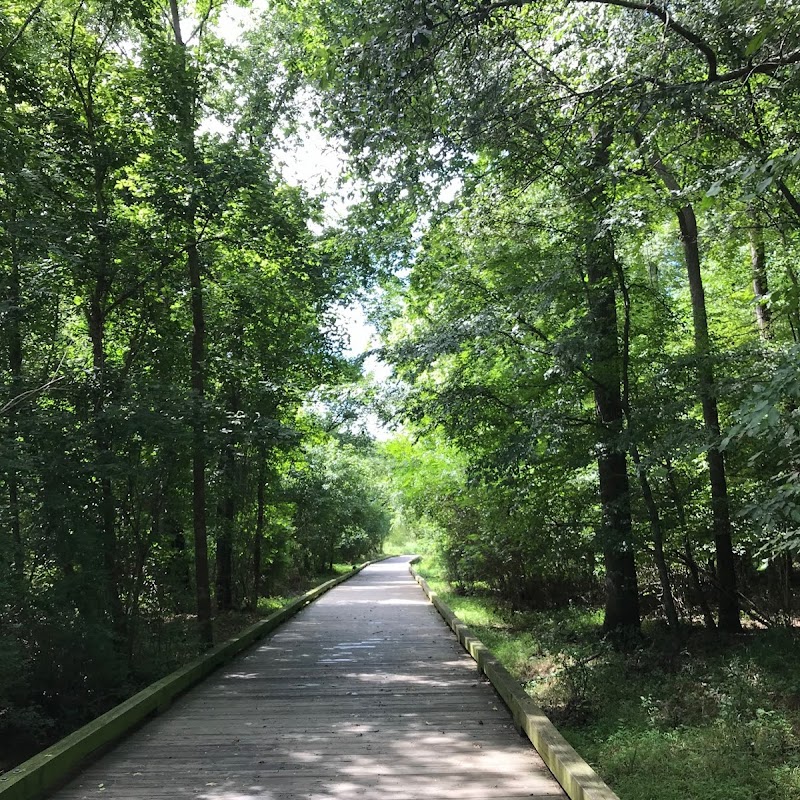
[{"x1": 53, "y1": 557, "x2": 566, "y2": 799}]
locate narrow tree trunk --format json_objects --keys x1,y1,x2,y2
[
  {"x1": 784, "y1": 262, "x2": 800, "y2": 343},
  {"x1": 216, "y1": 368, "x2": 241, "y2": 610},
  {"x1": 188, "y1": 233, "x2": 213, "y2": 646},
  {"x1": 675, "y1": 205, "x2": 741, "y2": 632},
  {"x1": 87, "y1": 141, "x2": 125, "y2": 636},
  {"x1": 250, "y1": 454, "x2": 267, "y2": 611},
  {"x1": 126, "y1": 507, "x2": 153, "y2": 668},
  {"x1": 615, "y1": 258, "x2": 679, "y2": 629},
  {"x1": 88, "y1": 295, "x2": 123, "y2": 632},
  {"x1": 170, "y1": 0, "x2": 212, "y2": 647},
  {"x1": 167, "y1": 516, "x2": 193, "y2": 610},
  {"x1": 638, "y1": 136, "x2": 742, "y2": 632},
  {"x1": 748, "y1": 215, "x2": 788, "y2": 619},
  {"x1": 631, "y1": 445, "x2": 680, "y2": 629},
  {"x1": 215, "y1": 435, "x2": 236, "y2": 612},
  {"x1": 6, "y1": 222, "x2": 24, "y2": 583},
  {"x1": 783, "y1": 553, "x2": 792, "y2": 618},
  {"x1": 665, "y1": 460, "x2": 717, "y2": 630},
  {"x1": 748, "y1": 209, "x2": 771, "y2": 339}
]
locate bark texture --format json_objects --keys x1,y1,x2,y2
[{"x1": 171, "y1": 0, "x2": 213, "y2": 646}]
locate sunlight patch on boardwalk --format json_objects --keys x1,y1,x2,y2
[{"x1": 50, "y1": 557, "x2": 565, "y2": 800}]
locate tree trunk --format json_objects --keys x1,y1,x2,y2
[
  {"x1": 748, "y1": 209, "x2": 771, "y2": 339},
  {"x1": 631, "y1": 444, "x2": 680, "y2": 629},
  {"x1": 215, "y1": 432, "x2": 236, "y2": 612},
  {"x1": 665, "y1": 459, "x2": 717, "y2": 630},
  {"x1": 189, "y1": 228, "x2": 213, "y2": 646},
  {"x1": 783, "y1": 553, "x2": 792, "y2": 618},
  {"x1": 596, "y1": 459, "x2": 640, "y2": 636},
  {"x1": 615, "y1": 257, "x2": 679, "y2": 629},
  {"x1": 585, "y1": 230, "x2": 641, "y2": 635},
  {"x1": 748, "y1": 214, "x2": 788, "y2": 619},
  {"x1": 86, "y1": 137, "x2": 124, "y2": 636},
  {"x1": 637, "y1": 135, "x2": 742, "y2": 632},
  {"x1": 216, "y1": 328, "x2": 242, "y2": 611},
  {"x1": 170, "y1": 0, "x2": 213, "y2": 647},
  {"x1": 582, "y1": 132, "x2": 640, "y2": 637},
  {"x1": 784, "y1": 262, "x2": 800, "y2": 343},
  {"x1": 675, "y1": 205, "x2": 741, "y2": 632},
  {"x1": 5, "y1": 221, "x2": 24, "y2": 584},
  {"x1": 167, "y1": 514, "x2": 193, "y2": 610},
  {"x1": 87, "y1": 293, "x2": 123, "y2": 633},
  {"x1": 250, "y1": 454, "x2": 267, "y2": 611}
]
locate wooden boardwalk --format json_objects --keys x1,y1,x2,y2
[{"x1": 52, "y1": 557, "x2": 566, "y2": 800}]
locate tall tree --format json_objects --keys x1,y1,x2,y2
[
  {"x1": 581, "y1": 135, "x2": 641, "y2": 633},
  {"x1": 163, "y1": 0, "x2": 213, "y2": 644},
  {"x1": 635, "y1": 138, "x2": 741, "y2": 631},
  {"x1": 300, "y1": 0, "x2": 649, "y2": 631}
]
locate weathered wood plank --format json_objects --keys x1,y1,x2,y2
[
  {"x1": 1, "y1": 563, "x2": 379, "y2": 800},
  {"x1": 411, "y1": 563, "x2": 621, "y2": 800},
  {"x1": 48, "y1": 557, "x2": 568, "y2": 800}
]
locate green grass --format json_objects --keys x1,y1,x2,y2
[
  {"x1": 415, "y1": 557, "x2": 800, "y2": 800},
  {"x1": 256, "y1": 562, "x2": 354, "y2": 613}
]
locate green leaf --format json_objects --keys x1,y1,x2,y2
[
  {"x1": 745, "y1": 29, "x2": 768, "y2": 57},
  {"x1": 756, "y1": 176, "x2": 774, "y2": 193}
]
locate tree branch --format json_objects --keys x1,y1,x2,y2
[
  {"x1": 690, "y1": 108, "x2": 800, "y2": 223},
  {"x1": 714, "y1": 48, "x2": 800, "y2": 83},
  {"x1": 168, "y1": 0, "x2": 184, "y2": 47},
  {"x1": 575, "y1": 0, "x2": 719, "y2": 79},
  {"x1": 478, "y1": 0, "x2": 719, "y2": 79},
  {"x1": 0, "y1": 0, "x2": 46, "y2": 67},
  {"x1": 1, "y1": 374, "x2": 64, "y2": 415},
  {"x1": 189, "y1": 0, "x2": 223, "y2": 44}
]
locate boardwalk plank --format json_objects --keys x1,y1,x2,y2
[{"x1": 50, "y1": 557, "x2": 566, "y2": 800}]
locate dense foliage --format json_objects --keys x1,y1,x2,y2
[
  {"x1": 0, "y1": 0, "x2": 389, "y2": 761},
  {"x1": 299, "y1": 0, "x2": 800, "y2": 636},
  {"x1": 4, "y1": 1, "x2": 800, "y2": 796}
]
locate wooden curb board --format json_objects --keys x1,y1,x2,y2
[
  {"x1": 409, "y1": 560, "x2": 620, "y2": 800},
  {"x1": 1, "y1": 558, "x2": 389, "y2": 800}
]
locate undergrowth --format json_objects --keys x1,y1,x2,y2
[
  {"x1": 1, "y1": 562, "x2": 358, "y2": 773},
  {"x1": 417, "y1": 558, "x2": 800, "y2": 800}
]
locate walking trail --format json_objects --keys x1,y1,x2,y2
[{"x1": 52, "y1": 556, "x2": 566, "y2": 800}]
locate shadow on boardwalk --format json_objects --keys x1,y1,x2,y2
[{"x1": 53, "y1": 558, "x2": 565, "y2": 800}]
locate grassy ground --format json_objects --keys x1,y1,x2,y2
[
  {"x1": 255, "y1": 562, "x2": 353, "y2": 612},
  {"x1": 416, "y1": 558, "x2": 800, "y2": 800}
]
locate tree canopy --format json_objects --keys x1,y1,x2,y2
[{"x1": 3, "y1": 0, "x2": 800, "y2": 788}]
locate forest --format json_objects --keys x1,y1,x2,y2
[{"x1": 2, "y1": 1, "x2": 800, "y2": 799}]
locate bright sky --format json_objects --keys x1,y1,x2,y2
[
  {"x1": 217, "y1": 2, "x2": 348, "y2": 218},
  {"x1": 218, "y1": 2, "x2": 393, "y2": 437}
]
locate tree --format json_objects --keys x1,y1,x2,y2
[
  {"x1": 300, "y1": 0, "x2": 650, "y2": 632},
  {"x1": 0, "y1": 0, "x2": 363, "y2": 754},
  {"x1": 300, "y1": 0, "x2": 800, "y2": 632}
]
